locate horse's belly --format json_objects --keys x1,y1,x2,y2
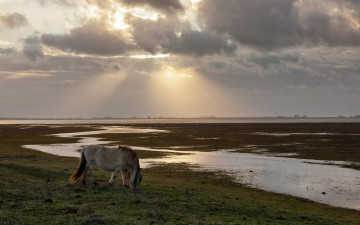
[
  {"x1": 99, "y1": 165, "x2": 116, "y2": 171},
  {"x1": 96, "y1": 160, "x2": 116, "y2": 171},
  {"x1": 96, "y1": 158, "x2": 122, "y2": 171}
]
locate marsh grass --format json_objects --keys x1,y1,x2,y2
[
  {"x1": 1, "y1": 124, "x2": 360, "y2": 224},
  {"x1": 94, "y1": 123, "x2": 360, "y2": 163}
]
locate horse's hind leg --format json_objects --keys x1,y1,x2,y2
[
  {"x1": 88, "y1": 164, "x2": 97, "y2": 185},
  {"x1": 81, "y1": 165, "x2": 88, "y2": 185},
  {"x1": 109, "y1": 168, "x2": 120, "y2": 186}
]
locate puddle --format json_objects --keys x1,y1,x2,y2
[
  {"x1": 23, "y1": 126, "x2": 168, "y2": 157},
  {"x1": 195, "y1": 137, "x2": 220, "y2": 140},
  {"x1": 166, "y1": 146, "x2": 207, "y2": 149},
  {"x1": 24, "y1": 137, "x2": 111, "y2": 157},
  {"x1": 254, "y1": 132, "x2": 338, "y2": 136},
  {"x1": 23, "y1": 126, "x2": 360, "y2": 210}
]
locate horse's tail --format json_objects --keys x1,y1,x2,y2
[{"x1": 69, "y1": 148, "x2": 87, "y2": 183}]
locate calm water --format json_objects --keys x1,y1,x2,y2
[
  {"x1": 22, "y1": 125, "x2": 360, "y2": 210},
  {"x1": 2, "y1": 117, "x2": 360, "y2": 124}
]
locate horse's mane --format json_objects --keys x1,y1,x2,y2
[{"x1": 118, "y1": 145, "x2": 138, "y2": 158}]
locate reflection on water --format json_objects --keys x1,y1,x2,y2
[
  {"x1": 24, "y1": 137, "x2": 110, "y2": 157},
  {"x1": 23, "y1": 126, "x2": 360, "y2": 210},
  {"x1": 254, "y1": 132, "x2": 360, "y2": 136},
  {"x1": 54, "y1": 126, "x2": 168, "y2": 138},
  {"x1": 23, "y1": 126, "x2": 166, "y2": 157},
  {"x1": 139, "y1": 148, "x2": 360, "y2": 210}
]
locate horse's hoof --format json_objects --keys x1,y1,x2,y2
[
  {"x1": 82, "y1": 180, "x2": 87, "y2": 185},
  {"x1": 108, "y1": 183, "x2": 114, "y2": 186}
]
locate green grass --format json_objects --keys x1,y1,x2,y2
[{"x1": 1, "y1": 124, "x2": 360, "y2": 224}]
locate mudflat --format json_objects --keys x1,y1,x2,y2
[{"x1": 1, "y1": 123, "x2": 360, "y2": 224}]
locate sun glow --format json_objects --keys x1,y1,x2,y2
[
  {"x1": 146, "y1": 65, "x2": 237, "y2": 117},
  {"x1": 113, "y1": 10, "x2": 129, "y2": 30},
  {"x1": 50, "y1": 72, "x2": 126, "y2": 117},
  {"x1": 130, "y1": 54, "x2": 170, "y2": 59},
  {"x1": 131, "y1": 8, "x2": 159, "y2": 21},
  {"x1": 87, "y1": 5, "x2": 101, "y2": 18},
  {"x1": 162, "y1": 66, "x2": 194, "y2": 79}
]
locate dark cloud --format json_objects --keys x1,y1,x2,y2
[
  {"x1": 129, "y1": 16, "x2": 236, "y2": 55},
  {"x1": 129, "y1": 16, "x2": 179, "y2": 54},
  {"x1": 295, "y1": 0, "x2": 360, "y2": 46},
  {"x1": 173, "y1": 31, "x2": 236, "y2": 56},
  {"x1": 119, "y1": 0, "x2": 183, "y2": 12},
  {"x1": 249, "y1": 52, "x2": 299, "y2": 68},
  {"x1": 0, "y1": 48, "x2": 15, "y2": 55},
  {"x1": 41, "y1": 21, "x2": 132, "y2": 55},
  {"x1": 198, "y1": 0, "x2": 360, "y2": 48},
  {"x1": 0, "y1": 12, "x2": 29, "y2": 30},
  {"x1": 23, "y1": 35, "x2": 44, "y2": 62},
  {"x1": 198, "y1": 0, "x2": 300, "y2": 48}
]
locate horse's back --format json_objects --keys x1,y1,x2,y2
[{"x1": 84, "y1": 145, "x2": 132, "y2": 171}]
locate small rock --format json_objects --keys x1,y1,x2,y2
[
  {"x1": 321, "y1": 192, "x2": 326, "y2": 195},
  {"x1": 74, "y1": 188, "x2": 86, "y2": 193},
  {"x1": 83, "y1": 217, "x2": 104, "y2": 225},
  {"x1": 249, "y1": 170, "x2": 253, "y2": 173},
  {"x1": 210, "y1": 207, "x2": 220, "y2": 212},
  {"x1": 300, "y1": 216, "x2": 312, "y2": 221},
  {"x1": 66, "y1": 207, "x2": 78, "y2": 214},
  {"x1": 43, "y1": 198, "x2": 53, "y2": 203}
]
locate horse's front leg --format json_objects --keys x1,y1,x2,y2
[
  {"x1": 109, "y1": 168, "x2": 120, "y2": 186},
  {"x1": 121, "y1": 170, "x2": 130, "y2": 188}
]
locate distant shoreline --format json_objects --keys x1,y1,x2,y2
[
  {"x1": 1, "y1": 117, "x2": 360, "y2": 124},
  {"x1": 1, "y1": 116, "x2": 360, "y2": 120}
]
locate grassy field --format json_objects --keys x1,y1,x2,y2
[{"x1": 1, "y1": 124, "x2": 360, "y2": 224}]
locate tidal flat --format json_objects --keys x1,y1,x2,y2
[{"x1": 1, "y1": 123, "x2": 360, "y2": 224}]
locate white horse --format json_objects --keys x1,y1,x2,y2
[{"x1": 70, "y1": 145, "x2": 142, "y2": 190}]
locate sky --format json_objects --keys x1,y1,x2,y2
[{"x1": 0, "y1": 0, "x2": 360, "y2": 118}]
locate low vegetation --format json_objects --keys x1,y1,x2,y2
[{"x1": 1, "y1": 124, "x2": 360, "y2": 224}]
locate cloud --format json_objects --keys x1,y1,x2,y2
[
  {"x1": 36, "y1": 0, "x2": 81, "y2": 7},
  {"x1": 85, "y1": 0, "x2": 183, "y2": 13},
  {"x1": 119, "y1": 0, "x2": 183, "y2": 13},
  {"x1": 0, "y1": 48, "x2": 15, "y2": 55},
  {"x1": 295, "y1": 0, "x2": 360, "y2": 46},
  {"x1": 249, "y1": 52, "x2": 299, "y2": 68},
  {"x1": 198, "y1": 0, "x2": 360, "y2": 48},
  {"x1": 173, "y1": 31, "x2": 236, "y2": 56},
  {"x1": 41, "y1": 21, "x2": 132, "y2": 55},
  {"x1": 23, "y1": 35, "x2": 44, "y2": 62},
  {"x1": 129, "y1": 16, "x2": 236, "y2": 55},
  {"x1": 0, "y1": 12, "x2": 29, "y2": 30}
]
